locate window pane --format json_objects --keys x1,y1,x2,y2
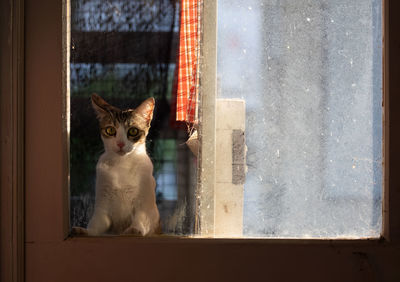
[
  {"x1": 69, "y1": 0, "x2": 196, "y2": 235},
  {"x1": 217, "y1": 0, "x2": 382, "y2": 237}
]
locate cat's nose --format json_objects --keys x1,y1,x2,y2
[{"x1": 117, "y1": 142, "x2": 125, "y2": 149}]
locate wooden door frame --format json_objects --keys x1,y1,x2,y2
[
  {"x1": 1, "y1": 0, "x2": 400, "y2": 281},
  {"x1": 0, "y1": 0, "x2": 25, "y2": 281}
]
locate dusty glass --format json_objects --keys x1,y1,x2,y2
[{"x1": 217, "y1": 0, "x2": 383, "y2": 238}]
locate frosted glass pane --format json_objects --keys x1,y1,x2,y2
[{"x1": 217, "y1": 0, "x2": 382, "y2": 238}]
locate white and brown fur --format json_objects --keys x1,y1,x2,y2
[{"x1": 73, "y1": 94, "x2": 160, "y2": 236}]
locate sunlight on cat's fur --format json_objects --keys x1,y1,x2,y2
[{"x1": 72, "y1": 94, "x2": 160, "y2": 236}]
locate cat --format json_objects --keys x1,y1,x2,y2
[{"x1": 73, "y1": 94, "x2": 160, "y2": 236}]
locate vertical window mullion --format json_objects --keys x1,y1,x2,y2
[{"x1": 197, "y1": 0, "x2": 218, "y2": 236}]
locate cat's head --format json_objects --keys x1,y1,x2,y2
[{"x1": 91, "y1": 93, "x2": 155, "y2": 156}]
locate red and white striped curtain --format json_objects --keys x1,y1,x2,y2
[{"x1": 175, "y1": 0, "x2": 202, "y2": 123}]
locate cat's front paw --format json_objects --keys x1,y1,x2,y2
[
  {"x1": 122, "y1": 226, "x2": 143, "y2": 236},
  {"x1": 71, "y1": 226, "x2": 89, "y2": 236}
]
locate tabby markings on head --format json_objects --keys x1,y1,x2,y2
[{"x1": 91, "y1": 93, "x2": 155, "y2": 155}]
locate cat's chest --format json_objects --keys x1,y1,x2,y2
[
  {"x1": 100, "y1": 158, "x2": 136, "y2": 175},
  {"x1": 96, "y1": 154, "x2": 151, "y2": 189}
]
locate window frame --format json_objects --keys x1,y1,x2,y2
[
  {"x1": 0, "y1": 0, "x2": 24, "y2": 281},
  {"x1": 1, "y1": 0, "x2": 399, "y2": 281}
]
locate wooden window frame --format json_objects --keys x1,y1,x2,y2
[
  {"x1": 1, "y1": 0, "x2": 400, "y2": 281},
  {"x1": 1, "y1": 0, "x2": 24, "y2": 281}
]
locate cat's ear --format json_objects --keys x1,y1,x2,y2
[
  {"x1": 135, "y1": 97, "x2": 155, "y2": 126},
  {"x1": 91, "y1": 93, "x2": 120, "y2": 119}
]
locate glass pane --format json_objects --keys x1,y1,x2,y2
[
  {"x1": 217, "y1": 0, "x2": 382, "y2": 238},
  {"x1": 69, "y1": 0, "x2": 196, "y2": 236}
]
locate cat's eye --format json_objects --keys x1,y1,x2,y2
[
  {"x1": 127, "y1": 127, "x2": 139, "y2": 138},
  {"x1": 104, "y1": 126, "x2": 116, "y2": 136}
]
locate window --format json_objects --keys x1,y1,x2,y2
[
  {"x1": 67, "y1": 0, "x2": 383, "y2": 239},
  {"x1": 197, "y1": 0, "x2": 383, "y2": 238},
  {"x1": 69, "y1": 0, "x2": 197, "y2": 235},
  {"x1": 5, "y1": 0, "x2": 400, "y2": 281}
]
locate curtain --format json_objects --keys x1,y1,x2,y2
[{"x1": 175, "y1": 0, "x2": 202, "y2": 123}]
